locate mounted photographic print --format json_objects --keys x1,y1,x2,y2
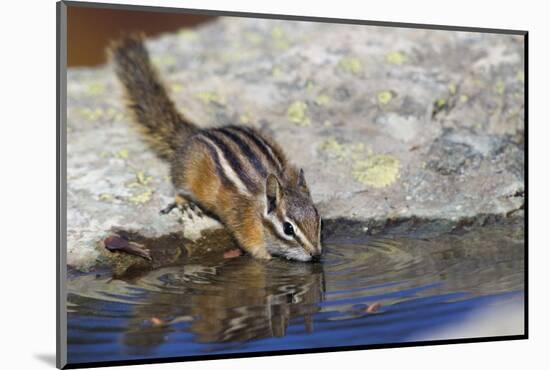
[{"x1": 57, "y1": 1, "x2": 527, "y2": 368}]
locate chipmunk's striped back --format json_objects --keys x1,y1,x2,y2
[
  {"x1": 193, "y1": 126, "x2": 286, "y2": 196},
  {"x1": 110, "y1": 34, "x2": 322, "y2": 262}
]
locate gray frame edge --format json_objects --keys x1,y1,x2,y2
[
  {"x1": 57, "y1": 1, "x2": 68, "y2": 369},
  {"x1": 62, "y1": 0, "x2": 527, "y2": 35}
]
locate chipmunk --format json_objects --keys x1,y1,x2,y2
[{"x1": 109, "y1": 34, "x2": 322, "y2": 262}]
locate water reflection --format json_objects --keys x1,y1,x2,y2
[
  {"x1": 67, "y1": 223, "x2": 524, "y2": 364},
  {"x1": 121, "y1": 258, "x2": 325, "y2": 350}
]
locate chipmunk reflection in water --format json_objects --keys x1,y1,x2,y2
[{"x1": 121, "y1": 256, "x2": 325, "y2": 353}]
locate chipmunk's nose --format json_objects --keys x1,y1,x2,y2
[{"x1": 310, "y1": 248, "x2": 322, "y2": 261}]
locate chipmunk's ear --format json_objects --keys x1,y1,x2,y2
[
  {"x1": 298, "y1": 168, "x2": 310, "y2": 193},
  {"x1": 265, "y1": 173, "x2": 282, "y2": 214}
]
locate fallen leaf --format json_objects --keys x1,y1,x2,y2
[
  {"x1": 104, "y1": 235, "x2": 152, "y2": 261},
  {"x1": 150, "y1": 317, "x2": 165, "y2": 326},
  {"x1": 224, "y1": 249, "x2": 243, "y2": 259},
  {"x1": 366, "y1": 302, "x2": 381, "y2": 313}
]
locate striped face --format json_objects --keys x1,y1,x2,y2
[{"x1": 263, "y1": 174, "x2": 322, "y2": 262}]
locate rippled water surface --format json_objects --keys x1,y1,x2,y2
[{"x1": 67, "y1": 223, "x2": 524, "y2": 365}]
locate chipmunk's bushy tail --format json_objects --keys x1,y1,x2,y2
[{"x1": 109, "y1": 34, "x2": 196, "y2": 160}]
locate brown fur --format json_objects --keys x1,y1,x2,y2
[
  {"x1": 176, "y1": 139, "x2": 270, "y2": 258},
  {"x1": 108, "y1": 33, "x2": 196, "y2": 160},
  {"x1": 110, "y1": 35, "x2": 321, "y2": 261}
]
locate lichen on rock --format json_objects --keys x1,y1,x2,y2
[
  {"x1": 352, "y1": 154, "x2": 401, "y2": 188},
  {"x1": 286, "y1": 101, "x2": 310, "y2": 126},
  {"x1": 385, "y1": 51, "x2": 407, "y2": 65},
  {"x1": 339, "y1": 56, "x2": 363, "y2": 75},
  {"x1": 66, "y1": 17, "x2": 525, "y2": 270}
]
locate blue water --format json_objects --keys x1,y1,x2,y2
[{"x1": 66, "y1": 224, "x2": 525, "y2": 365}]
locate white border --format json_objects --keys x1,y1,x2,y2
[{"x1": 3, "y1": 0, "x2": 546, "y2": 369}]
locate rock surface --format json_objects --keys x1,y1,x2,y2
[{"x1": 67, "y1": 18, "x2": 525, "y2": 270}]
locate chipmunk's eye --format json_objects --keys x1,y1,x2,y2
[{"x1": 283, "y1": 222, "x2": 295, "y2": 236}]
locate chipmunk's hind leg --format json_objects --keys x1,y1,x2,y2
[
  {"x1": 159, "y1": 201, "x2": 178, "y2": 215},
  {"x1": 160, "y1": 194, "x2": 204, "y2": 219}
]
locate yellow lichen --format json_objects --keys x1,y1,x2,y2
[
  {"x1": 271, "y1": 26, "x2": 285, "y2": 39},
  {"x1": 87, "y1": 83, "x2": 105, "y2": 96},
  {"x1": 78, "y1": 107, "x2": 104, "y2": 121},
  {"x1": 352, "y1": 154, "x2": 400, "y2": 188},
  {"x1": 76, "y1": 107, "x2": 124, "y2": 122},
  {"x1": 195, "y1": 91, "x2": 225, "y2": 105},
  {"x1": 136, "y1": 171, "x2": 152, "y2": 186},
  {"x1": 339, "y1": 57, "x2": 363, "y2": 75},
  {"x1": 320, "y1": 138, "x2": 398, "y2": 187},
  {"x1": 151, "y1": 55, "x2": 177, "y2": 67},
  {"x1": 350, "y1": 144, "x2": 366, "y2": 160},
  {"x1": 178, "y1": 29, "x2": 198, "y2": 40},
  {"x1": 244, "y1": 32, "x2": 263, "y2": 45},
  {"x1": 315, "y1": 94, "x2": 331, "y2": 106},
  {"x1": 435, "y1": 98, "x2": 447, "y2": 108},
  {"x1": 377, "y1": 91, "x2": 393, "y2": 105},
  {"x1": 272, "y1": 67, "x2": 283, "y2": 78},
  {"x1": 448, "y1": 83, "x2": 457, "y2": 95},
  {"x1": 171, "y1": 83, "x2": 184, "y2": 93},
  {"x1": 495, "y1": 81, "x2": 505, "y2": 95},
  {"x1": 129, "y1": 189, "x2": 153, "y2": 204},
  {"x1": 319, "y1": 138, "x2": 365, "y2": 161},
  {"x1": 516, "y1": 70, "x2": 525, "y2": 83},
  {"x1": 116, "y1": 148, "x2": 129, "y2": 159},
  {"x1": 385, "y1": 51, "x2": 407, "y2": 65},
  {"x1": 319, "y1": 137, "x2": 343, "y2": 156},
  {"x1": 286, "y1": 101, "x2": 310, "y2": 126},
  {"x1": 99, "y1": 193, "x2": 113, "y2": 201},
  {"x1": 78, "y1": 106, "x2": 123, "y2": 122},
  {"x1": 460, "y1": 94, "x2": 469, "y2": 103},
  {"x1": 109, "y1": 108, "x2": 123, "y2": 121},
  {"x1": 240, "y1": 112, "x2": 252, "y2": 124},
  {"x1": 271, "y1": 26, "x2": 291, "y2": 50}
]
